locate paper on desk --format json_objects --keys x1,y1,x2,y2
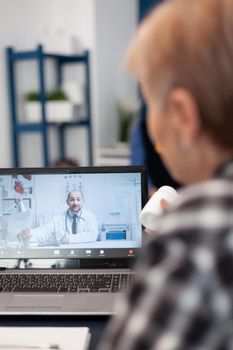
[{"x1": 0, "y1": 327, "x2": 90, "y2": 350}]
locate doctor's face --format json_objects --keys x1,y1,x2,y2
[{"x1": 67, "y1": 190, "x2": 84, "y2": 213}]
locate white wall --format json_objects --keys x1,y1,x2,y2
[
  {"x1": 0, "y1": 0, "x2": 138, "y2": 167},
  {"x1": 93, "y1": 0, "x2": 138, "y2": 149}
]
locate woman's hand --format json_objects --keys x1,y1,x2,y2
[{"x1": 144, "y1": 198, "x2": 169, "y2": 236}]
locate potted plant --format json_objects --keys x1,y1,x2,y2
[
  {"x1": 24, "y1": 89, "x2": 73, "y2": 122},
  {"x1": 117, "y1": 103, "x2": 137, "y2": 146}
]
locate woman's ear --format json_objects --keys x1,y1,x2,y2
[{"x1": 168, "y1": 88, "x2": 201, "y2": 146}]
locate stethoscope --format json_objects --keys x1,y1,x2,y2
[{"x1": 65, "y1": 209, "x2": 85, "y2": 234}]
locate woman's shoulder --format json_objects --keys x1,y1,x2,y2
[
  {"x1": 156, "y1": 177, "x2": 233, "y2": 237},
  {"x1": 168, "y1": 176, "x2": 233, "y2": 214},
  {"x1": 178, "y1": 177, "x2": 233, "y2": 203}
]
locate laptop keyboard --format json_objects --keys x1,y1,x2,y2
[{"x1": 0, "y1": 273, "x2": 135, "y2": 293}]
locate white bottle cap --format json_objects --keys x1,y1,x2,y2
[{"x1": 140, "y1": 186, "x2": 178, "y2": 231}]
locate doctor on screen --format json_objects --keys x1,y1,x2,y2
[{"x1": 22, "y1": 190, "x2": 98, "y2": 244}]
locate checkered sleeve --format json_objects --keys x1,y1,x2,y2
[
  {"x1": 98, "y1": 175, "x2": 233, "y2": 350},
  {"x1": 98, "y1": 231, "x2": 233, "y2": 350}
]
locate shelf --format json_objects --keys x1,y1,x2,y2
[
  {"x1": 6, "y1": 45, "x2": 93, "y2": 167},
  {"x1": 7, "y1": 48, "x2": 89, "y2": 63},
  {"x1": 14, "y1": 119, "x2": 91, "y2": 132},
  {"x1": 94, "y1": 146, "x2": 130, "y2": 166}
]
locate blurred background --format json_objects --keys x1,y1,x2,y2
[{"x1": 0, "y1": 0, "x2": 164, "y2": 169}]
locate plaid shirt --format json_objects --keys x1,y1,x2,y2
[{"x1": 98, "y1": 160, "x2": 233, "y2": 350}]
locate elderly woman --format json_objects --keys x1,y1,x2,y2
[{"x1": 98, "y1": 0, "x2": 233, "y2": 349}]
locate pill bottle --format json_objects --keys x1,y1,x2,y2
[{"x1": 140, "y1": 186, "x2": 178, "y2": 231}]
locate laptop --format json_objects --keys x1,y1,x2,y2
[{"x1": 0, "y1": 165, "x2": 147, "y2": 315}]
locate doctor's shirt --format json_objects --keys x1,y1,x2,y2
[{"x1": 30, "y1": 208, "x2": 98, "y2": 244}]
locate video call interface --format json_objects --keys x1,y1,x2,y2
[{"x1": 0, "y1": 171, "x2": 143, "y2": 259}]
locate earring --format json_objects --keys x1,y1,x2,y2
[{"x1": 154, "y1": 145, "x2": 161, "y2": 154}]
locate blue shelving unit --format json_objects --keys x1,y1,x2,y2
[{"x1": 6, "y1": 45, "x2": 93, "y2": 167}]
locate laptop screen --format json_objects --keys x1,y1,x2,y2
[{"x1": 0, "y1": 166, "x2": 147, "y2": 260}]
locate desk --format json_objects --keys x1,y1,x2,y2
[{"x1": 0, "y1": 315, "x2": 109, "y2": 350}]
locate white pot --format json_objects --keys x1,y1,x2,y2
[{"x1": 24, "y1": 101, "x2": 73, "y2": 123}]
